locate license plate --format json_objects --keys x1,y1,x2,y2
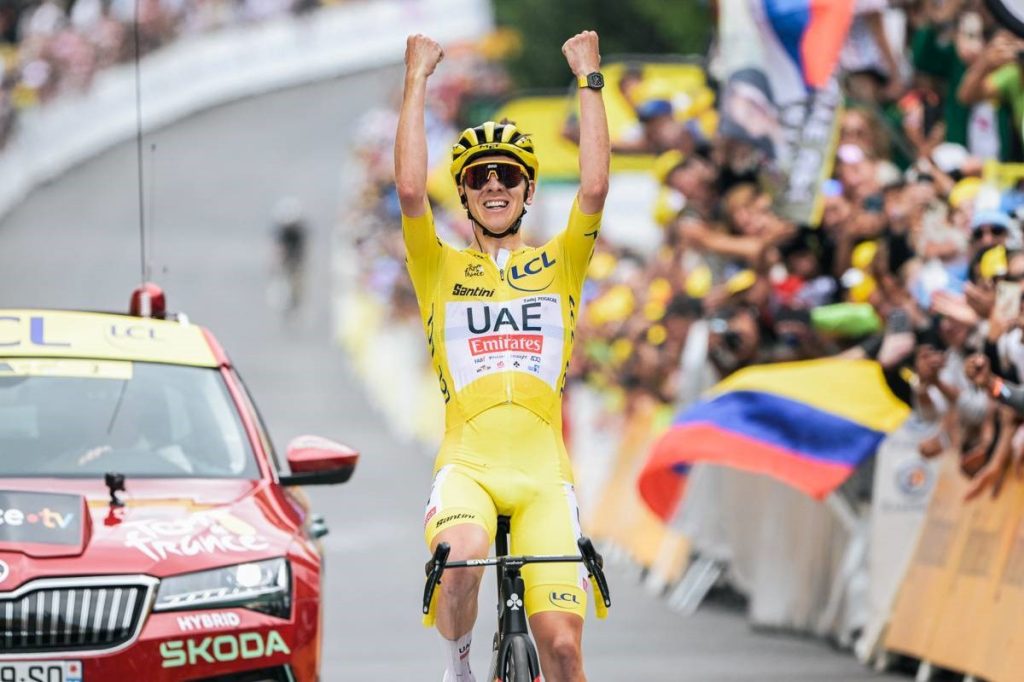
[{"x1": 0, "y1": 661, "x2": 82, "y2": 682}]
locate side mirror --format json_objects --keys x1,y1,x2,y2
[{"x1": 278, "y1": 436, "x2": 358, "y2": 486}]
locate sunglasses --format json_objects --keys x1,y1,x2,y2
[
  {"x1": 461, "y1": 161, "x2": 527, "y2": 190},
  {"x1": 973, "y1": 225, "x2": 1008, "y2": 240}
]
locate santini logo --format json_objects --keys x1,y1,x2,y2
[{"x1": 452, "y1": 283, "x2": 494, "y2": 297}]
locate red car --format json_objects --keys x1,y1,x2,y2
[{"x1": 0, "y1": 287, "x2": 357, "y2": 681}]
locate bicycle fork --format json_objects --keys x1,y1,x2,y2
[{"x1": 487, "y1": 570, "x2": 541, "y2": 681}]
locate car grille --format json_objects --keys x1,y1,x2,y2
[{"x1": 0, "y1": 576, "x2": 157, "y2": 655}]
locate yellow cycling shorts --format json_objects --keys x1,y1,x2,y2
[{"x1": 423, "y1": 404, "x2": 589, "y2": 619}]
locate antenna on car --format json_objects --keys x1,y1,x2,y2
[{"x1": 132, "y1": 0, "x2": 147, "y2": 293}]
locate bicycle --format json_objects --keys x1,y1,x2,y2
[{"x1": 422, "y1": 515, "x2": 612, "y2": 682}]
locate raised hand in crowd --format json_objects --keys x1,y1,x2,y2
[
  {"x1": 964, "y1": 405, "x2": 1020, "y2": 501},
  {"x1": 964, "y1": 353, "x2": 992, "y2": 389},
  {"x1": 964, "y1": 280, "x2": 995, "y2": 321}
]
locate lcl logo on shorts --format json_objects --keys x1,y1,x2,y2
[{"x1": 548, "y1": 591, "x2": 580, "y2": 608}]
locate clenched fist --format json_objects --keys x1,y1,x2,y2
[
  {"x1": 562, "y1": 30, "x2": 600, "y2": 77},
  {"x1": 405, "y1": 34, "x2": 444, "y2": 80}
]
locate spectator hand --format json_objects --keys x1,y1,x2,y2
[
  {"x1": 914, "y1": 345, "x2": 945, "y2": 385},
  {"x1": 964, "y1": 460, "x2": 1003, "y2": 501},
  {"x1": 984, "y1": 31, "x2": 1022, "y2": 70},
  {"x1": 964, "y1": 280, "x2": 995, "y2": 320},
  {"x1": 562, "y1": 30, "x2": 601, "y2": 77},
  {"x1": 964, "y1": 353, "x2": 992, "y2": 388},
  {"x1": 931, "y1": 291, "x2": 979, "y2": 327},
  {"x1": 405, "y1": 34, "x2": 444, "y2": 80}
]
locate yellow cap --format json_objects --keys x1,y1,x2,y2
[
  {"x1": 725, "y1": 269, "x2": 757, "y2": 295},
  {"x1": 949, "y1": 177, "x2": 983, "y2": 209},
  {"x1": 647, "y1": 324, "x2": 668, "y2": 346},
  {"x1": 851, "y1": 240, "x2": 878, "y2": 271},
  {"x1": 685, "y1": 264, "x2": 712, "y2": 298},
  {"x1": 588, "y1": 251, "x2": 618, "y2": 281},
  {"x1": 652, "y1": 150, "x2": 686, "y2": 185},
  {"x1": 980, "y1": 245, "x2": 1009, "y2": 279}
]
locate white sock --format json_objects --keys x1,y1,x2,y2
[{"x1": 442, "y1": 632, "x2": 475, "y2": 682}]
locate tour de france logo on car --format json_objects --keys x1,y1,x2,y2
[{"x1": 0, "y1": 490, "x2": 84, "y2": 547}]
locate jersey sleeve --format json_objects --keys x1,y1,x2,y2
[
  {"x1": 558, "y1": 195, "x2": 602, "y2": 291},
  {"x1": 401, "y1": 203, "x2": 445, "y2": 303},
  {"x1": 988, "y1": 64, "x2": 1020, "y2": 102}
]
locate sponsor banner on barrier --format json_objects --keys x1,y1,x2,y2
[
  {"x1": 980, "y1": 494, "x2": 1024, "y2": 682},
  {"x1": 857, "y1": 421, "x2": 937, "y2": 661},
  {"x1": 926, "y1": 480, "x2": 1021, "y2": 676},
  {"x1": 884, "y1": 456, "x2": 1024, "y2": 680},
  {"x1": 885, "y1": 454, "x2": 973, "y2": 659}
]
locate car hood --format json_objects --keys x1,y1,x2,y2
[{"x1": 0, "y1": 479, "x2": 298, "y2": 590}]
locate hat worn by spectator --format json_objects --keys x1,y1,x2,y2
[
  {"x1": 971, "y1": 209, "x2": 1012, "y2": 233},
  {"x1": 637, "y1": 98, "x2": 673, "y2": 122}
]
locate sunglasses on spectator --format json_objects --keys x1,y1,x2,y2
[
  {"x1": 973, "y1": 225, "x2": 1008, "y2": 240},
  {"x1": 462, "y1": 161, "x2": 528, "y2": 190}
]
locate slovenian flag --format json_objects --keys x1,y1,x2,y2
[{"x1": 638, "y1": 359, "x2": 910, "y2": 521}]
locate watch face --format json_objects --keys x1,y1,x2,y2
[{"x1": 588, "y1": 73, "x2": 604, "y2": 89}]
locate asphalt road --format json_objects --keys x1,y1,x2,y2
[{"x1": 0, "y1": 68, "x2": 902, "y2": 681}]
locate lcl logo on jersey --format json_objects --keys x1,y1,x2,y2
[{"x1": 509, "y1": 252, "x2": 556, "y2": 292}]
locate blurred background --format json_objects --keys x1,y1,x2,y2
[{"x1": 2, "y1": 0, "x2": 1024, "y2": 679}]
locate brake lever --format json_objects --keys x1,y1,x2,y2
[
  {"x1": 577, "y1": 536, "x2": 611, "y2": 608},
  {"x1": 422, "y1": 542, "x2": 451, "y2": 614}
]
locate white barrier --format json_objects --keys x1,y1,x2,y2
[{"x1": 0, "y1": 0, "x2": 492, "y2": 221}]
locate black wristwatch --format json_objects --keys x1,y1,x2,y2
[{"x1": 577, "y1": 72, "x2": 604, "y2": 90}]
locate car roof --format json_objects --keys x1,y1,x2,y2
[{"x1": 0, "y1": 309, "x2": 219, "y2": 368}]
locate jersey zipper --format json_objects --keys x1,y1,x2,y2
[{"x1": 495, "y1": 251, "x2": 514, "y2": 404}]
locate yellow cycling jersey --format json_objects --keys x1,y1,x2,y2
[{"x1": 402, "y1": 198, "x2": 601, "y2": 430}]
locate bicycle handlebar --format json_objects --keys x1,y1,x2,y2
[{"x1": 421, "y1": 536, "x2": 612, "y2": 616}]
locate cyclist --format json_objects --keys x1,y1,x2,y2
[
  {"x1": 395, "y1": 31, "x2": 609, "y2": 682},
  {"x1": 270, "y1": 196, "x2": 308, "y2": 311}
]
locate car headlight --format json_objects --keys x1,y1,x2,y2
[{"x1": 153, "y1": 557, "x2": 291, "y2": 618}]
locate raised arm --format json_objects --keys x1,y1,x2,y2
[
  {"x1": 563, "y1": 31, "x2": 610, "y2": 215},
  {"x1": 958, "y1": 31, "x2": 1018, "y2": 105},
  {"x1": 394, "y1": 35, "x2": 444, "y2": 218}
]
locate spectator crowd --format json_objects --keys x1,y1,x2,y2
[{"x1": 0, "y1": 0, "x2": 329, "y2": 148}]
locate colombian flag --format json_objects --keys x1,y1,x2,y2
[
  {"x1": 638, "y1": 359, "x2": 909, "y2": 521},
  {"x1": 762, "y1": 0, "x2": 854, "y2": 91}
]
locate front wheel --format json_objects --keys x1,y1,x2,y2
[{"x1": 504, "y1": 636, "x2": 536, "y2": 682}]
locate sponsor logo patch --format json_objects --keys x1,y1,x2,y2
[
  {"x1": 465, "y1": 264, "x2": 484, "y2": 277},
  {"x1": 468, "y1": 334, "x2": 543, "y2": 356},
  {"x1": 176, "y1": 611, "x2": 242, "y2": 632},
  {"x1": 452, "y1": 283, "x2": 495, "y2": 297},
  {"x1": 548, "y1": 591, "x2": 582, "y2": 609},
  {"x1": 160, "y1": 630, "x2": 290, "y2": 668},
  {"x1": 435, "y1": 512, "x2": 474, "y2": 529},
  {"x1": 509, "y1": 252, "x2": 557, "y2": 292}
]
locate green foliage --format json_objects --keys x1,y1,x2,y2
[{"x1": 493, "y1": 0, "x2": 713, "y2": 88}]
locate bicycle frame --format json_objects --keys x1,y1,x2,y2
[{"x1": 422, "y1": 516, "x2": 612, "y2": 682}]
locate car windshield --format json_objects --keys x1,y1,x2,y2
[{"x1": 0, "y1": 358, "x2": 258, "y2": 478}]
